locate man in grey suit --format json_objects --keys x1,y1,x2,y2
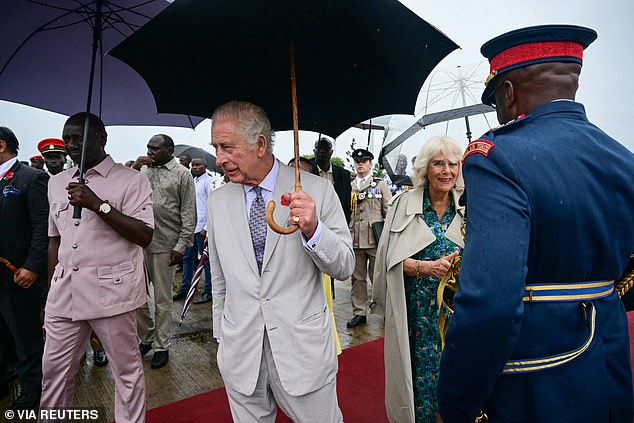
[{"x1": 208, "y1": 101, "x2": 354, "y2": 422}]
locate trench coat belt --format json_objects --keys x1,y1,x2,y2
[{"x1": 503, "y1": 280, "x2": 614, "y2": 374}]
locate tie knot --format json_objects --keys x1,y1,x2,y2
[{"x1": 253, "y1": 186, "x2": 263, "y2": 198}]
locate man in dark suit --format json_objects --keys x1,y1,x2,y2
[
  {"x1": 310, "y1": 137, "x2": 351, "y2": 223},
  {"x1": 0, "y1": 127, "x2": 49, "y2": 410}
]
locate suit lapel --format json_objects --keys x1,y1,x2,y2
[
  {"x1": 0, "y1": 161, "x2": 21, "y2": 208},
  {"x1": 226, "y1": 182, "x2": 260, "y2": 275},
  {"x1": 261, "y1": 161, "x2": 293, "y2": 272}
]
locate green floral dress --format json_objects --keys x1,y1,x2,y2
[{"x1": 404, "y1": 188, "x2": 462, "y2": 422}]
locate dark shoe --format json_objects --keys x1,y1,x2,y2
[
  {"x1": 139, "y1": 343, "x2": 153, "y2": 357},
  {"x1": 346, "y1": 315, "x2": 367, "y2": 328},
  {"x1": 151, "y1": 350, "x2": 169, "y2": 369},
  {"x1": 9, "y1": 391, "x2": 40, "y2": 410},
  {"x1": 172, "y1": 292, "x2": 186, "y2": 301},
  {"x1": 93, "y1": 349, "x2": 108, "y2": 367},
  {"x1": 193, "y1": 293, "x2": 212, "y2": 304}
]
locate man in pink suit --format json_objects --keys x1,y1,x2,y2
[{"x1": 40, "y1": 112, "x2": 154, "y2": 422}]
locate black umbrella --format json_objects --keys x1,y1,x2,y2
[
  {"x1": 173, "y1": 144, "x2": 221, "y2": 174},
  {"x1": 111, "y1": 0, "x2": 458, "y2": 231}
]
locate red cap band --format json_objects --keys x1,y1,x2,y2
[{"x1": 490, "y1": 41, "x2": 584, "y2": 74}]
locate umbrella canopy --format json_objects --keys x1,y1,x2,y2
[
  {"x1": 173, "y1": 144, "x2": 221, "y2": 174},
  {"x1": 0, "y1": 0, "x2": 203, "y2": 128},
  {"x1": 110, "y1": 0, "x2": 459, "y2": 138}
]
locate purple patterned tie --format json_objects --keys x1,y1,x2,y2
[{"x1": 248, "y1": 186, "x2": 266, "y2": 273}]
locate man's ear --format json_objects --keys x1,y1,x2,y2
[
  {"x1": 256, "y1": 134, "x2": 267, "y2": 157},
  {"x1": 0, "y1": 140, "x2": 7, "y2": 154},
  {"x1": 503, "y1": 80, "x2": 516, "y2": 110}
]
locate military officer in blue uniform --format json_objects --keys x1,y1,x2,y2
[{"x1": 438, "y1": 25, "x2": 634, "y2": 423}]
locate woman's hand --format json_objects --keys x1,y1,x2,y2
[
  {"x1": 402, "y1": 251, "x2": 459, "y2": 279},
  {"x1": 427, "y1": 251, "x2": 459, "y2": 279}
]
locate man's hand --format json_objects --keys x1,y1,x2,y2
[
  {"x1": 67, "y1": 182, "x2": 103, "y2": 212},
  {"x1": 200, "y1": 230, "x2": 207, "y2": 244},
  {"x1": 132, "y1": 156, "x2": 153, "y2": 170},
  {"x1": 283, "y1": 191, "x2": 318, "y2": 239},
  {"x1": 168, "y1": 250, "x2": 183, "y2": 267},
  {"x1": 14, "y1": 268, "x2": 38, "y2": 288}
]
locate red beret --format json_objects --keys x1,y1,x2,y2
[
  {"x1": 37, "y1": 138, "x2": 67, "y2": 156},
  {"x1": 30, "y1": 155, "x2": 44, "y2": 161}
]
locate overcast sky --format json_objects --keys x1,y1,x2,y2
[{"x1": 2, "y1": 0, "x2": 632, "y2": 169}]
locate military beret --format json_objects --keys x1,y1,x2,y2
[
  {"x1": 29, "y1": 155, "x2": 44, "y2": 161},
  {"x1": 351, "y1": 148, "x2": 374, "y2": 162},
  {"x1": 38, "y1": 138, "x2": 67, "y2": 156},
  {"x1": 481, "y1": 24, "x2": 597, "y2": 106}
]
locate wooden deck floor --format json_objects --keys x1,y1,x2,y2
[{"x1": 1, "y1": 274, "x2": 384, "y2": 422}]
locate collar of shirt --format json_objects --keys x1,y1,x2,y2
[
  {"x1": 157, "y1": 157, "x2": 177, "y2": 170},
  {"x1": 244, "y1": 158, "x2": 279, "y2": 215},
  {"x1": 0, "y1": 157, "x2": 18, "y2": 177},
  {"x1": 317, "y1": 163, "x2": 332, "y2": 174},
  {"x1": 72, "y1": 155, "x2": 116, "y2": 178},
  {"x1": 195, "y1": 172, "x2": 212, "y2": 184},
  {"x1": 355, "y1": 175, "x2": 369, "y2": 189}
]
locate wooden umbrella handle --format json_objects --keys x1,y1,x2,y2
[
  {"x1": 266, "y1": 39, "x2": 303, "y2": 235},
  {"x1": 266, "y1": 199, "x2": 300, "y2": 235},
  {"x1": 0, "y1": 257, "x2": 18, "y2": 274}
]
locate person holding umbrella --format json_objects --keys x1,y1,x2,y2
[
  {"x1": 175, "y1": 158, "x2": 213, "y2": 305},
  {"x1": 208, "y1": 101, "x2": 353, "y2": 422},
  {"x1": 41, "y1": 112, "x2": 154, "y2": 422}
]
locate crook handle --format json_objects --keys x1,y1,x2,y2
[{"x1": 266, "y1": 201, "x2": 299, "y2": 234}]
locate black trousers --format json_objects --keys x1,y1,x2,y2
[{"x1": 0, "y1": 283, "x2": 44, "y2": 394}]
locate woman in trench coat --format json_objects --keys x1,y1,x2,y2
[{"x1": 372, "y1": 136, "x2": 465, "y2": 423}]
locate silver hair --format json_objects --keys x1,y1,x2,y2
[
  {"x1": 411, "y1": 135, "x2": 463, "y2": 189},
  {"x1": 211, "y1": 101, "x2": 275, "y2": 153}
]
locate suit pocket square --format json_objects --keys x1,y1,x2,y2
[{"x1": 2, "y1": 186, "x2": 20, "y2": 198}]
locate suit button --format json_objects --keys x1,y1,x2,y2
[
  {"x1": 74, "y1": 221, "x2": 80, "y2": 226},
  {"x1": 261, "y1": 298, "x2": 267, "y2": 305},
  {"x1": 72, "y1": 266, "x2": 79, "y2": 271},
  {"x1": 72, "y1": 244, "x2": 78, "y2": 249},
  {"x1": 115, "y1": 277, "x2": 121, "y2": 282}
]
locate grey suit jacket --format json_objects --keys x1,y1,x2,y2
[{"x1": 208, "y1": 161, "x2": 354, "y2": 396}]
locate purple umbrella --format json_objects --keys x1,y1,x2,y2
[
  {"x1": 0, "y1": 1, "x2": 205, "y2": 218},
  {"x1": 0, "y1": 0, "x2": 203, "y2": 128},
  {"x1": 179, "y1": 246, "x2": 209, "y2": 326}
]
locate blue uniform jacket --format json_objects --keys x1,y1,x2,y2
[{"x1": 438, "y1": 101, "x2": 634, "y2": 422}]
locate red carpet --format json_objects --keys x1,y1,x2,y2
[
  {"x1": 147, "y1": 338, "x2": 387, "y2": 422},
  {"x1": 629, "y1": 312, "x2": 634, "y2": 376}
]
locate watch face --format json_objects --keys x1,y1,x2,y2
[{"x1": 99, "y1": 203, "x2": 112, "y2": 214}]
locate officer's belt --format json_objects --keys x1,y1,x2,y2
[
  {"x1": 522, "y1": 280, "x2": 614, "y2": 303},
  {"x1": 503, "y1": 280, "x2": 614, "y2": 375}
]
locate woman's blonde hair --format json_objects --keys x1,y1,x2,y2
[{"x1": 411, "y1": 135, "x2": 463, "y2": 189}]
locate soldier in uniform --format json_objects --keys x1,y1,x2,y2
[
  {"x1": 437, "y1": 25, "x2": 634, "y2": 423},
  {"x1": 37, "y1": 138, "x2": 67, "y2": 176},
  {"x1": 347, "y1": 149, "x2": 391, "y2": 328}
]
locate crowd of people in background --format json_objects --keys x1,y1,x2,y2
[{"x1": 1, "y1": 23, "x2": 633, "y2": 423}]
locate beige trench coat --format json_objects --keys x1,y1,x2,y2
[{"x1": 371, "y1": 187, "x2": 465, "y2": 423}]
